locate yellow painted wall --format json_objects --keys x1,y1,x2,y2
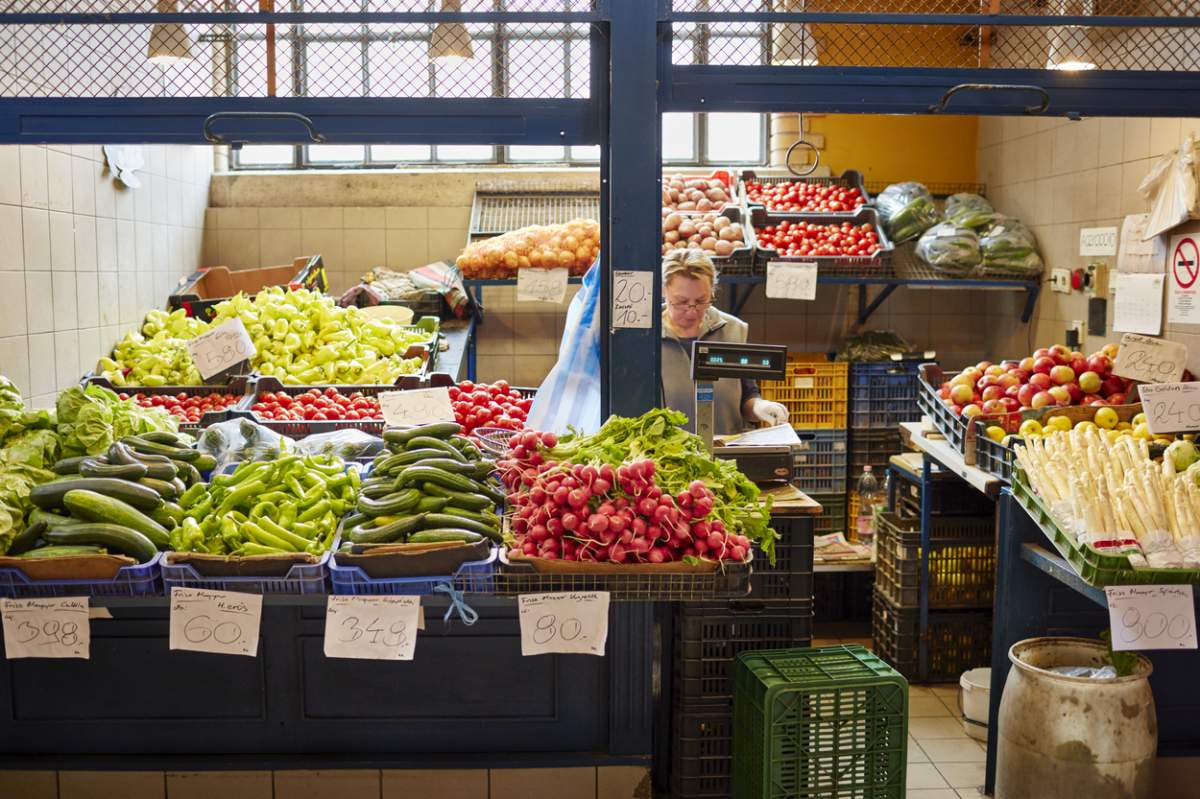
[{"x1": 809, "y1": 114, "x2": 979, "y2": 188}]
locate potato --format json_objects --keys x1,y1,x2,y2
[
  {"x1": 700, "y1": 237, "x2": 718, "y2": 251},
  {"x1": 718, "y1": 225, "x2": 740, "y2": 242},
  {"x1": 677, "y1": 219, "x2": 697, "y2": 238},
  {"x1": 713, "y1": 215, "x2": 730, "y2": 230},
  {"x1": 687, "y1": 234, "x2": 702, "y2": 246},
  {"x1": 664, "y1": 230, "x2": 680, "y2": 244},
  {"x1": 678, "y1": 201, "x2": 697, "y2": 211},
  {"x1": 697, "y1": 198, "x2": 713, "y2": 212},
  {"x1": 714, "y1": 240, "x2": 735, "y2": 257},
  {"x1": 698, "y1": 224, "x2": 714, "y2": 238},
  {"x1": 706, "y1": 187, "x2": 728, "y2": 203},
  {"x1": 664, "y1": 212, "x2": 683, "y2": 231}
]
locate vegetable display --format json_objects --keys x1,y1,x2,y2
[
  {"x1": 344, "y1": 422, "x2": 503, "y2": 547},
  {"x1": 56, "y1": 384, "x2": 179, "y2": 458},
  {"x1": 172, "y1": 454, "x2": 356, "y2": 556},
  {"x1": 454, "y1": 219, "x2": 600, "y2": 279},
  {"x1": 980, "y1": 219, "x2": 1043, "y2": 277},
  {"x1": 0, "y1": 377, "x2": 60, "y2": 555},
  {"x1": 662, "y1": 174, "x2": 734, "y2": 212},
  {"x1": 661, "y1": 211, "x2": 747, "y2": 257},
  {"x1": 251, "y1": 388, "x2": 383, "y2": 422},
  {"x1": 916, "y1": 222, "x2": 982, "y2": 276},
  {"x1": 498, "y1": 409, "x2": 776, "y2": 563},
  {"x1": 123, "y1": 391, "x2": 243, "y2": 425},
  {"x1": 755, "y1": 220, "x2": 881, "y2": 258},
  {"x1": 944, "y1": 193, "x2": 995, "y2": 229},
  {"x1": 450, "y1": 380, "x2": 531, "y2": 436},
  {"x1": 743, "y1": 180, "x2": 865, "y2": 214},
  {"x1": 877, "y1": 181, "x2": 939, "y2": 243}
]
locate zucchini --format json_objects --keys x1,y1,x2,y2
[
  {"x1": 79, "y1": 458, "x2": 148, "y2": 480},
  {"x1": 440, "y1": 505, "x2": 502, "y2": 526},
  {"x1": 140, "y1": 430, "x2": 193, "y2": 447},
  {"x1": 63, "y1": 490, "x2": 170, "y2": 549},
  {"x1": 21, "y1": 545, "x2": 107, "y2": 558},
  {"x1": 44, "y1": 524, "x2": 157, "y2": 563},
  {"x1": 407, "y1": 529, "x2": 484, "y2": 545},
  {"x1": 403, "y1": 436, "x2": 467, "y2": 461},
  {"x1": 172, "y1": 460, "x2": 202, "y2": 487},
  {"x1": 421, "y1": 513, "x2": 501, "y2": 542},
  {"x1": 8, "y1": 520, "x2": 46, "y2": 555},
  {"x1": 51, "y1": 456, "x2": 90, "y2": 475},
  {"x1": 468, "y1": 460, "x2": 497, "y2": 480},
  {"x1": 414, "y1": 496, "x2": 450, "y2": 513},
  {"x1": 138, "y1": 477, "x2": 180, "y2": 501},
  {"x1": 191, "y1": 452, "x2": 217, "y2": 473},
  {"x1": 347, "y1": 514, "x2": 426, "y2": 544},
  {"x1": 28, "y1": 509, "x2": 81, "y2": 529},
  {"x1": 356, "y1": 488, "x2": 422, "y2": 517},
  {"x1": 150, "y1": 502, "x2": 183, "y2": 528},
  {"x1": 125, "y1": 435, "x2": 201, "y2": 461},
  {"x1": 111, "y1": 443, "x2": 177, "y2": 479},
  {"x1": 31, "y1": 478, "x2": 164, "y2": 512},
  {"x1": 383, "y1": 422, "x2": 461, "y2": 447},
  {"x1": 374, "y1": 449, "x2": 448, "y2": 474},
  {"x1": 341, "y1": 512, "x2": 371, "y2": 532},
  {"x1": 399, "y1": 458, "x2": 477, "y2": 476},
  {"x1": 394, "y1": 466, "x2": 480, "y2": 494},
  {"x1": 421, "y1": 484, "x2": 495, "y2": 511}
]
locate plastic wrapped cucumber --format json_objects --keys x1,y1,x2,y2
[
  {"x1": 944, "y1": 193, "x2": 995, "y2": 229},
  {"x1": 916, "y1": 223, "x2": 982, "y2": 276},
  {"x1": 980, "y1": 218, "x2": 1043, "y2": 277},
  {"x1": 877, "y1": 182, "x2": 939, "y2": 243}
]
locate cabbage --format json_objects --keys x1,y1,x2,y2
[{"x1": 1166, "y1": 440, "x2": 1200, "y2": 473}]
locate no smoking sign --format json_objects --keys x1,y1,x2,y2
[{"x1": 1169, "y1": 233, "x2": 1200, "y2": 324}]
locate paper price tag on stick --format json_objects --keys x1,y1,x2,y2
[
  {"x1": 517, "y1": 267, "x2": 569, "y2": 304},
  {"x1": 519, "y1": 592, "x2": 609, "y2": 656},
  {"x1": 379, "y1": 387, "x2": 455, "y2": 427},
  {"x1": 765, "y1": 261, "x2": 817, "y2": 301},
  {"x1": 1136, "y1": 382, "x2": 1200, "y2": 434},
  {"x1": 1106, "y1": 585, "x2": 1197, "y2": 651},
  {"x1": 169, "y1": 588, "x2": 262, "y2": 657},
  {"x1": 2, "y1": 597, "x2": 90, "y2": 659},
  {"x1": 186, "y1": 317, "x2": 256, "y2": 380},
  {"x1": 324, "y1": 596, "x2": 420, "y2": 661},
  {"x1": 612, "y1": 271, "x2": 653, "y2": 329},
  {"x1": 1112, "y1": 333, "x2": 1187, "y2": 385}
]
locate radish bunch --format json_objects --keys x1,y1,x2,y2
[{"x1": 505, "y1": 455, "x2": 751, "y2": 564}]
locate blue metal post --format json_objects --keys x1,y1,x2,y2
[{"x1": 919, "y1": 454, "x2": 933, "y2": 681}]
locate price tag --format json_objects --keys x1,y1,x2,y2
[
  {"x1": 323, "y1": 596, "x2": 420, "y2": 661},
  {"x1": 379, "y1": 387, "x2": 455, "y2": 427},
  {"x1": 517, "y1": 267, "x2": 569, "y2": 304},
  {"x1": 169, "y1": 588, "x2": 262, "y2": 657},
  {"x1": 612, "y1": 270, "x2": 653, "y2": 329},
  {"x1": 1080, "y1": 226, "x2": 1119, "y2": 257},
  {"x1": 518, "y1": 591, "x2": 609, "y2": 656},
  {"x1": 1112, "y1": 333, "x2": 1187, "y2": 384},
  {"x1": 1106, "y1": 585, "x2": 1197, "y2": 651},
  {"x1": 186, "y1": 317, "x2": 256, "y2": 380},
  {"x1": 933, "y1": 222, "x2": 961, "y2": 239},
  {"x1": 1, "y1": 597, "x2": 89, "y2": 659},
  {"x1": 765, "y1": 262, "x2": 817, "y2": 301},
  {"x1": 1135, "y1": 382, "x2": 1200, "y2": 434}
]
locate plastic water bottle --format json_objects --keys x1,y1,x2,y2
[{"x1": 855, "y1": 465, "x2": 881, "y2": 546}]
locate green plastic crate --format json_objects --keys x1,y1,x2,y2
[{"x1": 732, "y1": 645, "x2": 908, "y2": 799}]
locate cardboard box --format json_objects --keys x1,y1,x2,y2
[{"x1": 169, "y1": 255, "x2": 328, "y2": 320}]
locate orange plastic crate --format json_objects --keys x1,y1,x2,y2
[{"x1": 759, "y1": 353, "x2": 848, "y2": 429}]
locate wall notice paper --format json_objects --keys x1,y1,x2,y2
[
  {"x1": 1, "y1": 597, "x2": 90, "y2": 659},
  {"x1": 379, "y1": 387, "x2": 455, "y2": 427},
  {"x1": 1106, "y1": 585, "x2": 1197, "y2": 651},
  {"x1": 612, "y1": 270, "x2": 653, "y2": 329},
  {"x1": 1111, "y1": 273, "x2": 1164, "y2": 335},
  {"x1": 1168, "y1": 231, "x2": 1200, "y2": 324},
  {"x1": 1116, "y1": 214, "x2": 1167, "y2": 274},
  {"x1": 169, "y1": 588, "x2": 263, "y2": 657},
  {"x1": 1135, "y1": 382, "x2": 1200, "y2": 434},
  {"x1": 324, "y1": 595, "x2": 420, "y2": 661},
  {"x1": 1112, "y1": 333, "x2": 1187, "y2": 385},
  {"x1": 186, "y1": 317, "x2": 256, "y2": 380},
  {"x1": 517, "y1": 267, "x2": 569, "y2": 304},
  {"x1": 765, "y1": 261, "x2": 818, "y2": 301},
  {"x1": 519, "y1": 592, "x2": 610, "y2": 656},
  {"x1": 1079, "y1": 226, "x2": 1119, "y2": 257}
]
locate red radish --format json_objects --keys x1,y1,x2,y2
[{"x1": 561, "y1": 512, "x2": 579, "y2": 531}]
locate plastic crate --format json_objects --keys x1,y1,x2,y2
[
  {"x1": 792, "y1": 429, "x2": 848, "y2": 495},
  {"x1": 0, "y1": 553, "x2": 163, "y2": 598},
  {"x1": 871, "y1": 588, "x2": 992, "y2": 683},
  {"x1": 242, "y1": 378, "x2": 394, "y2": 438},
  {"x1": 739, "y1": 169, "x2": 872, "y2": 216},
  {"x1": 874, "y1": 512, "x2": 995, "y2": 609},
  {"x1": 750, "y1": 207, "x2": 894, "y2": 275},
  {"x1": 973, "y1": 427, "x2": 1018, "y2": 483},
  {"x1": 849, "y1": 360, "x2": 923, "y2": 430},
  {"x1": 808, "y1": 492, "x2": 848, "y2": 537},
  {"x1": 663, "y1": 205, "x2": 757, "y2": 276},
  {"x1": 748, "y1": 532, "x2": 814, "y2": 602},
  {"x1": 759, "y1": 354, "x2": 848, "y2": 430},
  {"x1": 330, "y1": 548, "x2": 497, "y2": 596},
  {"x1": 850, "y1": 428, "x2": 902, "y2": 478},
  {"x1": 732, "y1": 645, "x2": 908, "y2": 799},
  {"x1": 670, "y1": 706, "x2": 735, "y2": 798},
  {"x1": 674, "y1": 600, "x2": 814, "y2": 706},
  {"x1": 888, "y1": 461, "x2": 997, "y2": 520},
  {"x1": 161, "y1": 546, "x2": 334, "y2": 595},
  {"x1": 813, "y1": 571, "x2": 874, "y2": 623}
]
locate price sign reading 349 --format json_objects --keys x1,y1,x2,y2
[
  {"x1": 324, "y1": 596, "x2": 419, "y2": 661},
  {"x1": 518, "y1": 592, "x2": 610, "y2": 656}
]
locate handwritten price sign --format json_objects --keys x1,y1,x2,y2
[
  {"x1": 1112, "y1": 333, "x2": 1187, "y2": 385},
  {"x1": 1136, "y1": 382, "x2": 1200, "y2": 434},
  {"x1": 379, "y1": 387, "x2": 455, "y2": 427},
  {"x1": 517, "y1": 267, "x2": 569, "y2": 304},
  {"x1": 324, "y1": 595, "x2": 419, "y2": 660},
  {"x1": 612, "y1": 271, "x2": 653, "y2": 329},
  {"x1": 1106, "y1": 585, "x2": 1197, "y2": 651},
  {"x1": 186, "y1": 317, "x2": 256, "y2": 380},
  {"x1": 765, "y1": 261, "x2": 817, "y2": 301},
  {"x1": 169, "y1": 588, "x2": 262, "y2": 657},
  {"x1": 518, "y1": 591, "x2": 609, "y2": 656},
  {"x1": 2, "y1": 597, "x2": 90, "y2": 659}
]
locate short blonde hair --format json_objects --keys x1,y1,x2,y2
[{"x1": 662, "y1": 248, "x2": 718, "y2": 289}]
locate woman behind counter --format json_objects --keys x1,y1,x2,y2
[{"x1": 659, "y1": 249, "x2": 789, "y2": 435}]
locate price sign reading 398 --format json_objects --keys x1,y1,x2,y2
[{"x1": 1, "y1": 597, "x2": 90, "y2": 659}]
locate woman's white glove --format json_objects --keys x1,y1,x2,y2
[{"x1": 751, "y1": 398, "x2": 790, "y2": 426}]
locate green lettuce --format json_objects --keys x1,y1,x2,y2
[{"x1": 56, "y1": 384, "x2": 177, "y2": 457}]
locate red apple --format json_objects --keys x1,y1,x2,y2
[
  {"x1": 1005, "y1": 384, "x2": 1022, "y2": 400},
  {"x1": 1028, "y1": 372, "x2": 1052, "y2": 391},
  {"x1": 1051, "y1": 344, "x2": 1070, "y2": 362},
  {"x1": 1089, "y1": 398, "x2": 1108, "y2": 407},
  {"x1": 1050, "y1": 365, "x2": 1076, "y2": 385},
  {"x1": 1107, "y1": 392, "x2": 1127, "y2": 406},
  {"x1": 962, "y1": 403, "x2": 983, "y2": 419},
  {"x1": 982, "y1": 399, "x2": 1006, "y2": 415},
  {"x1": 1019, "y1": 357, "x2": 1036, "y2": 371},
  {"x1": 1065, "y1": 382, "x2": 1083, "y2": 404},
  {"x1": 1033, "y1": 356, "x2": 1056, "y2": 375},
  {"x1": 1082, "y1": 394, "x2": 1103, "y2": 405},
  {"x1": 1033, "y1": 348, "x2": 1052, "y2": 360},
  {"x1": 1031, "y1": 391, "x2": 1055, "y2": 409},
  {"x1": 1048, "y1": 385, "x2": 1071, "y2": 405},
  {"x1": 976, "y1": 361, "x2": 993, "y2": 371},
  {"x1": 1078, "y1": 371, "x2": 1102, "y2": 394},
  {"x1": 951, "y1": 404, "x2": 964, "y2": 415},
  {"x1": 1086, "y1": 354, "x2": 1111, "y2": 374},
  {"x1": 976, "y1": 375, "x2": 1000, "y2": 391},
  {"x1": 1100, "y1": 375, "x2": 1124, "y2": 397},
  {"x1": 1102, "y1": 343, "x2": 1119, "y2": 360},
  {"x1": 999, "y1": 397, "x2": 1021, "y2": 414},
  {"x1": 1069, "y1": 356, "x2": 1088, "y2": 376},
  {"x1": 950, "y1": 383, "x2": 973, "y2": 405},
  {"x1": 999, "y1": 374, "x2": 1021, "y2": 390},
  {"x1": 982, "y1": 385, "x2": 1005, "y2": 402},
  {"x1": 1017, "y1": 384, "x2": 1038, "y2": 408},
  {"x1": 985, "y1": 365, "x2": 1005, "y2": 378},
  {"x1": 1011, "y1": 368, "x2": 1032, "y2": 383}
]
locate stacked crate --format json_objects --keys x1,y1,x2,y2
[{"x1": 847, "y1": 359, "x2": 923, "y2": 530}]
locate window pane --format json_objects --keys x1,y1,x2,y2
[
  {"x1": 237, "y1": 145, "x2": 295, "y2": 166},
  {"x1": 368, "y1": 41, "x2": 430, "y2": 97},
  {"x1": 705, "y1": 113, "x2": 761, "y2": 163},
  {"x1": 434, "y1": 32, "x2": 494, "y2": 98},
  {"x1": 233, "y1": 34, "x2": 295, "y2": 97},
  {"x1": 570, "y1": 145, "x2": 601, "y2": 161},
  {"x1": 508, "y1": 35, "x2": 566, "y2": 98},
  {"x1": 569, "y1": 39, "x2": 590, "y2": 98},
  {"x1": 308, "y1": 145, "x2": 366, "y2": 163},
  {"x1": 509, "y1": 145, "x2": 566, "y2": 161},
  {"x1": 435, "y1": 145, "x2": 494, "y2": 161},
  {"x1": 662, "y1": 113, "x2": 695, "y2": 162},
  {"x1": 305, "y1": 41, "x2": 365, "y2": 97},
  {"x1": 371, "y1": 145, "x2": 433, "y2": 162}
]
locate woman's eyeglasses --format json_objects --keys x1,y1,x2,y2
[{"x1": 667, "y1": 299, "x2": 712, "y2": 312}]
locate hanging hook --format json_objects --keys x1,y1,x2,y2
[
  {"x1": 202, "y1": 111, "x2": 326, "y2": 150},
  {"x1": 929, "y1": 83, "x2": 1050, "y2": 115},
  {"x1": 785, "y1": 112, "x2": 820, "y2": 177}
]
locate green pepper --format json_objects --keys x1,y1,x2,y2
[
  {"x1": 278, "y1": 503, "x2": 297, "y2": 528},
  {"x1": 253, "y1": 518, "x2": 312, "y2": 550},
  {"x1": 179, "y1": 483, "x2": 207, "y2": 509},
  {"x1": 184, "y1": 493, "x2": 214, "y2": 521},
  {"x1": 298, "y1": 499, "x2": 330, "y2": 524},
  {"x1": 217, "y1": 479, "x2": 267, "y2": 515},
  {"x1": 242, "y1": 521, "x2": 297, "y2": 552},
  {"x1": 250, "y1": 501, "x2": 277, "y2": 521}
]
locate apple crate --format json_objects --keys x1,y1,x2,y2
[
  {"x1": 915, "y1": 363, "x2": 1022, "y2": 465},
  {"x1": 759, "y1": 354, "x2": 848, "y2": 430}
]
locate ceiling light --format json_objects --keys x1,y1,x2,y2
[
  {"x1": 147, "y1": 0, "x2": 193, "y2": 66},
  {"x1": 430, "y1": 0, "x2": 474, "y2": 62},
  {"x1": 1046, "y1": 26, "x2": 1096, "y2": 71}
]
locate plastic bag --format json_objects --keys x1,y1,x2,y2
[
  {"x1": 1050, "y1": 666, "x2": 1118, "y2": 680},
  {"x1": 945, "y1": 193, "x2": 995, "y2": 230},
  {"x1": 454, "y1": 219, "x2": 600, "y2": 279},
  {"x1": 294, "y1": 429, "x2": 384, "y2": 462},
  {"x1": 196, "y1": 418, "x2": 294, "y2": 474},
  {"x1": 835, "y1": 330, "x2": 911, "y2": 362},
  {"x1": 980, "y1": 218, "x2": 1043, "y2": 277},
  {"x1": 526, "y1": 258, "x2": 602, "y2": 434},
  {"x1": 1139, "y1": 134, "x2": 1200, "y2": 240},
  {"x1": 916, "y1": 222, "x2": 982, "y2": 276},
  {"x1": 876, "y1": 182, "x2": 939, "y2": 243}
]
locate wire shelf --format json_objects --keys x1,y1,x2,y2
[
  {"x1": 494, "y1": 550, "x2": 753, "y2": 601},
  {"x1": 468, "y1": 191, "x2": 601, "y2": 241}
]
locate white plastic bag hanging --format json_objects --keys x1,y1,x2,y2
[
  {"x1": 526, "y1": 259, "x2": 602, "y2": 434},
  {"x1": 1139, "y1": 134, "x2": 1200, "y2": 240}
]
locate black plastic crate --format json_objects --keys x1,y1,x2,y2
[
  {"x1": 848, "y1": 360, "x2": 924, "y2": 430},
  {"x1": 875, "y1": 512, "x2": 995, "y2": 609},
  {"x1": 671, "y1": 705, "x2": 734, "y2": 799},
  {"x1": 974, "y1": 423, "x2": 1019, "y2": 483},
  {"x1": 792, "y1": 428, "x2": 849, "y2": 495},
  {"x1": 915, "y1": 362, "x2": 971, "y2": 457},
  {"x1": 104, "y1": 377, "x2": 256, "y2": 432},
  {"x1": 739, "y1": 169, "x2": 872, "y2": 215},
  {"x1": 807, "y1": 491, "x2": 848, "y2": 538},
  {"x1": 674, "y1": 600, "x2": 813, "y2": 706},
  {"x1": 871, "y1": 588, "x2": 992, "y2": 683},
  {"x1": 849, "y1": 428, "x2": 902, "y2": 479},
  {"x1": 747, "y1": 527, "x2": 814, "y2": 602},
  {"x1": 813, "y1": 570, "x2": 874, "y2": 623},
  {"x1": 889, "y1": 462, "x2": 997, "y2": 519}
]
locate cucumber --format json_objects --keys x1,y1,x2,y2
[
  {"x1": 8, "y1": 520, "x2": 46, "y2": 555},
  {"x1": 360, "y1": 479, "x2": 396, "y2": 500},
  {"x1": 421, "y1": 484, "x2": 496, "y2": 511},
  {"x1": 125, "y1": 435, "x2": 201, "y2": 461},
  {"x1": 172, "y1": 460, "x2": 202, "y2": 487},
  {"x1": 63, "y1": 490, "x2": 170, "y2": 549},
  {"x1": 394, "y1": 466, "x2": 480, "y2": 494},
  {"x1": 414, "y1": 496, "x2": 450, "y2": 513},
  {"x1": 51, "y1": 456, "x2": 89, "y2": 475},
  {"x1": 191, "y1": 452, "x2": 217, "y2": 473},
  {"x1": 28, "y1": 509, "x2": 82, "y2": 529},
  {"x1": 341, "y1": 512, "x2": 371, "y2": 532},
  {"x1": 21, "y1": 545, "x2": 107, "y2": 558},
  {"x1": 80, "y1": 459, "x2": 148, "y2": 480},
  {"x1": 404, "y1": 436, "x2": 467, "y2": 461},
  {"x1": 150, "y1": 502, "x2": 183, "y2": 528},
  {"x1": 374, "y1": 449, "x2": 448, "y2": 474},
  {"x1": 356, "y1": 488, "x2": 422, "y2": 517},
  {"x1": 140, "y1": 430, "x2": 193, "y2": 447},
  {"x1": 468, "y1": 460, "x2": 497, "y2": 480},
  {"x1": 44, "y1": 524, "x2": 157, "y2": 563},
  {"x1": 347, "y1": 514, "x2": 426, "y2": 544},
  {"x1": 397, "y1": 458, "x2": 477, "y2": 477},
  {"x1": 31, "y1": 478, "x2": 164, "y2": 512},
  {"x1": 138, "y1": 477, "x2": 180, "y2": 501},
  {"x1": 407, "y1": 529, "x2": 484, "y2": 545},
  {"x1": 421, "y1": 513, "x2": 501, "y2": 542},
  {"x1": 440, "y1": 505, "x2": 502, "y2": 526},
  {"x1": 383, "y1": 422, "x2": 461, "y2": 447}
]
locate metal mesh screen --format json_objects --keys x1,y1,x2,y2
[
  {"x1": 469, "y1": 191, "x2": 600, "y2": 238},
  {"x1": 4, "y1": 1, "x2": 597, "y2": 12}
]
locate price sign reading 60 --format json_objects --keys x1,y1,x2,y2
[
  {"x1": 518, "y1": 592, "x2": 610, "y2": 656},
  {"x1": 169, "y1": 588, "x2": 262, "y2": 657}
]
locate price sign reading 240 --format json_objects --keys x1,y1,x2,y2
[
  {"x1": 1137, "y1": 382, "x2": 1200, "y2": 434},
  {"x1": 518, "y1": 592, "x2": 610, "y2": 656}
]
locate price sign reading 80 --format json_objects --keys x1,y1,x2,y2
[
  {"x1": 2, "y1": 597, "x2": 90, "y2": 659},
  {"x1": 519, "y1": 592, "x2": 610, "y2": 656},
  {"x1": 324, "y1": 596, "x2": 419, "y2": 661},
  {"x1": 1106, "y1": 585, "x2": 1197, "y2": 651}
]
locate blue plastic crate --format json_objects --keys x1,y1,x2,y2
[
  {"x1": 0, "y1": 553, "x2": 163, "y2": 598},
  {"x1": 849, "y1": 360, "x2": 923, "y2": 430},
  {"x1": 791, "y1": 429, "x2": 848, "y2": 495},
  {"x1": 161, "y1": 551, "x2": 332, "y2": 595},
  {"x1": 329, "y1": 548, "x2": 497, "y2": 596}
]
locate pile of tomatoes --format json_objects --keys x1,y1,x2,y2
[
  {"x1": 250, "y1": 388, "x2": 382, "y2": 422},
  {"x1": 450, "y1": 380, "x2": 532, "y2": 436},
  {"x1": 122, "y1": 391, "x2": 243, "y2": 425},
  {"x1": 755, "y1": 220, "x2": 881, "y2": 258},
  {"x1": 744, "y1": 181, "x2": 865, "y2": 214}
]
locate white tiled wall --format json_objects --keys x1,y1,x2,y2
[{"x1": 0, "y1": 145, "x2": 212, "y2": 408}]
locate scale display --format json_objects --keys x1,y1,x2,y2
[{"x1": 691, "y1": 342, "x2": 788, "y2": 381}]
